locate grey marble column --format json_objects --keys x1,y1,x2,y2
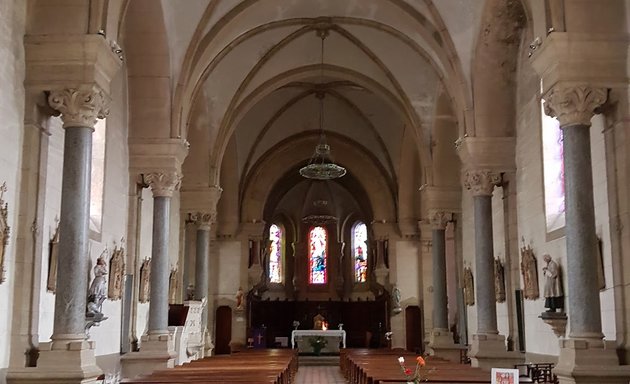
[
  {"x1": 182, "y1": 220, "x2": 195, "y2": 302},
  {"x1": 192, "y1": 212, "x2": 213, "y2": 300},
  {"x1": 429, "y1": 211, "x2": 451, "y2": 331},
  {"x1": 145, "y1": 172, "x2": 181, "y2": 335},
  {"x1": 544, "y1": 85, "x2": 608, "y2": 340},
  {"x1": 48, "y1": 88, "x2": 109, "y2": 341},
  {"x1": 464, "y1": 170, "x2": 502, "y2": 335}
]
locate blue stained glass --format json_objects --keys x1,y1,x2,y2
[{"x1": 309, "y1": 226, "x2": 327, "y2": 284}]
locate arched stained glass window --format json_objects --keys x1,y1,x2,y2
[
  {"x1": 541, "y1": 97, "x2": 565, "y2": 233},
  {"x1": 269, "y1": 224, "x2": 283, "y2": 283},
  {"x1": 352, "y1": 222, "x2": 368, "y2": 283},
  {"x1": 309, "y1": 226, "x2": 327, "y2": 284}
]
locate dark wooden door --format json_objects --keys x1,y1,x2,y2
[
  {"x1": 215, "y1": 306, "x2": 232, "y2": 354},
  {"x1": 405, "y1": 306, "x2": 423, "y2": 353}
]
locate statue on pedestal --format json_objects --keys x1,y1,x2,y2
[
  {"x1": 542, "y1": 254, "x2": 564, "y2": 312},
  {"x1": 87, "y1": 253, "x2": 108, "y2": 316}
]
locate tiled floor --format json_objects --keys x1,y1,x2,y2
[{"x1": 294, "y1": 365, "x2": 347, "y2": 383}]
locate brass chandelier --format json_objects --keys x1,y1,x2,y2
[{"x1": 299, "y1": 28, "x2": 346, "y2": 181}]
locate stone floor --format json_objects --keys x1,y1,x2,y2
[{"x1": 294, "y1": 365, "x2": 347, "y2": 384}]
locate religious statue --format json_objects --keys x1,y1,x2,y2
[
  {"x1": 313, "y1": 313, "x2": 325, "y2": 330},
  {"x1": 107, "y1": 242, "x2": 125, "y2": 301},
  {"x1": 494, "y1": 258, "x2": 506, "y2": 303},
  {"x1": 139, "y1": 258, "x2": 151, "y2": 303},
  {"x1": 47, "y1": 217, "x2": 60, "y2": 293},
  {"x1": 235, "y1": 286, "x2": 245, "y2": 310},
  {"x1": 391, "y1": 286, "x2": 402, "y2": 314},
  {"x1": 87, "y1": 253, "x2": 108, "y2": 316},
  {"x1": 464, "y1": 267, "x2": 475, "y2": 306},
  {"x1": 168, "y1": 266, "x2": 178, "y2": 304},
  {"x1": 0, "y1": 182, "x2": 10, "y2": 284},
  {"x1": 542, "y1": 254, "x2": 564, "y2": 312},
  {"x1": 520, "y1": 244, "x2": 539, "y2": 300}
]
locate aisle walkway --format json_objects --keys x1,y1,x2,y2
[{"x1": 294, "y1": 365, "x2": 347, "y2": 384}]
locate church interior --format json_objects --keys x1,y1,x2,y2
[{"x1": 1, "y1": 0, "x2": 630, "y2": 383}]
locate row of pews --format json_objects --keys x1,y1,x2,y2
[
  {"x1": 121, "y1": 349, "x2": 298, "y2": 384},
  {"x1": 341, "y1": 349, "x2": 491, "y2": 384}
]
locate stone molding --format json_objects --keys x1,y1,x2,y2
[
  {"x1": 544, "y1": 84, "x2": 607, "y2": 127},
  {"x1": 145, "y1": 172, "x2": 182, "y2": 198},
  {"x1": 456, "y1": 137, "x2": 516, "y2": 172},
  {"x1": 463, "y1": 170, "x2": 501, "y2": 196},
  {"x1": 48, "y1": 87, "x2": 110, "y2": 128},
  {"x1": 428, "y1": 210, "x2": 452, "y2": 230}
]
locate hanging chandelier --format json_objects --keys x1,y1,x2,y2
[{"x1": 299, "y1": 28, "x2": 346, "y2": 180}]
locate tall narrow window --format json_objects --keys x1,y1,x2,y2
[
  {"x1": 269, "y1": 224, "x2": 283, "y2": 283},
  {"x1": 541, "y1": 98, "x2": 565, "y2": 233},
  {"x1": 309, "y1": 226, "x2": 327, "y2": 284},
  {"x1": 352, "y1": 222, "x2": 368, "y2": 283},
  {"x1": 90, "y1": 118, "x2": 106, "y2": 235}
]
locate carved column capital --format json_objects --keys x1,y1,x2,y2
[
  {"x1": 191, "y1": 211, "x2": 216, "y2": 231},
  {"x1": 428, "y1": 210, "x2": 452, "y2": 230},
  {"x1": 144, "y1": 172, "x2": 182, "y2": 198},
  {"x1": 48, "y1": 87, "x2": 110, "y2": 128},
  {"x1": 463, "y1": 169, "x2": 501, "y2": 196},
  {"x1": 544, "y1": 84, "x2": 607, "y2": 127}
]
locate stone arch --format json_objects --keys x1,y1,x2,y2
[
  {"x1": 471, "y1": 0, "x2": 527, "y2": 137},
  {"x1": 241, "y1": 133, "x2": 395, "y2": 225},
  {"x1": 120, "y1": 0, "x2": 173, "y2": 139}
]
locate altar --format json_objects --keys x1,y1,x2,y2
[{"x1": 291, "y1": 330, "x2": 346, "y2": 352}]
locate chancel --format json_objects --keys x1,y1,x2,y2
[{"x1": 1, "y1": 1, "x2": 630, "y2": 384}]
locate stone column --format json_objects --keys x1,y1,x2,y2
[
  {"x1": 544, "y1": 85, "x2": 630, "y2": 383},
  {"x1": 545, "y1": 85, "x2": 606, "y2": 340},
  {"x1": 430, "y1": 210, "x2": 451, "y2": 331},
  {"x1": 192, "y1": 212, "x2": 213, "y2": 301},
  {"x1": 145, "y1": 172, "x2": 181, "y2": 335},
  {"x1": 6, "y1": 88, "x2": 109, "y2": 383},
  {"x1": 464, "y1": 169, "x2": 520, "y2": 369},
  {"x1": 49, "y1": 89, "x2": 108, "y2": 341},
  {"x1": 427, "y1": 210, "x2": 460, "y2": 361},
  {"x1": 121, "y1": 172, "x2": 180, "y2": 378}
]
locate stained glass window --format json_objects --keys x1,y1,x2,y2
[
  {"x1": 309, "y1": 226, "x2": 327, "y2": 284},
  {"x1": 269, "y1": 224, "x2": 283, "y2": 283},
  {"x1": 353, "y1": 222, "x2": 368, "y2": 283},
  {"x1": 541, "y1": 98, "x2": 565, "y2": 233}
]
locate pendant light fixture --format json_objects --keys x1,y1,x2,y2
[{"x1": 299, "y1": 28, "x2": 346, "y2": 180}]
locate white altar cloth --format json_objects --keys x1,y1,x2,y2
[{"x1": 291, "y1": 330, "x2": 346, "y2": 349}]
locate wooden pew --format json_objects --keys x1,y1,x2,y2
[
  {"x1": 342, "y1": 349, "x2": 491, "y2": 384},
  {"x1": 121, "y1": 349, "x2": 297, "y2": 384}
]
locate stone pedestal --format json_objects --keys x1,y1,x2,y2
[
  {"x1": 7, "y1": 340, "x2": 102, "y2": 384},
  {"x1": 121, "y1": 333, "x2": 176, "y2": 379},
  {"x1": 469, "y1": 333, "x2": 523, "y2": 370},
  {"x1": 539, "y1": 312, "x2": 568, "y2": 338},
  {"x1": 554, "y1": 339, "x2": 630, "y2": 384},
  {"x1": 427, "y1": 329, "x2": 463, "y2": 363}
]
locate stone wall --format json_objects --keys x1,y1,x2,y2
[{"x1": 0, "y1": 0, "x2": 26, "y2": 380}]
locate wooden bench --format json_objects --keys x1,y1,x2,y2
[
  {"x1": 342, "y1": 348, "x2": 491, "y2": 384},
  {"x1": 121, "y1": 349, "x2": 297, "y2": 384}
]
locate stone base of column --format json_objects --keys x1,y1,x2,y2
[
  {"x1": 427, "y1": 329, "x2": 465, "y2": 362},
  {"x1": 120, "y1": 333, "x2": 176, "y2": 379},
  {"x1": 7, "y1": 340, "x2": 102, "y2": 384},
  {"x1": 555, "y1": 338, "x2": 630, "y2": 384},
  {"x1": 469, "y1": 333, "x2": 524, "y2": 370}
]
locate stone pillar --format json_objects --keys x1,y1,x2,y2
[
  {"x1": 7, "y1": 88, "x2": 109, "y2": 383},
  {"x1": 192, "y1": 212, "x2": 213, "y2": 301},
  {"x1": 544, "y1": 85, "x2": 630, "y2": 383},
  {"x1": 464, "y1": 170, "x2": 521, "y2": 369},
  {"x1": 121, "y1": 171, "x2": 180, "y2": 378},
  {"x1": 427, "y1": 210, "x2": 460, "y2": 361},
  {"x1": 145, "y1": 172, "x2": 181, "y2": 334}
]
